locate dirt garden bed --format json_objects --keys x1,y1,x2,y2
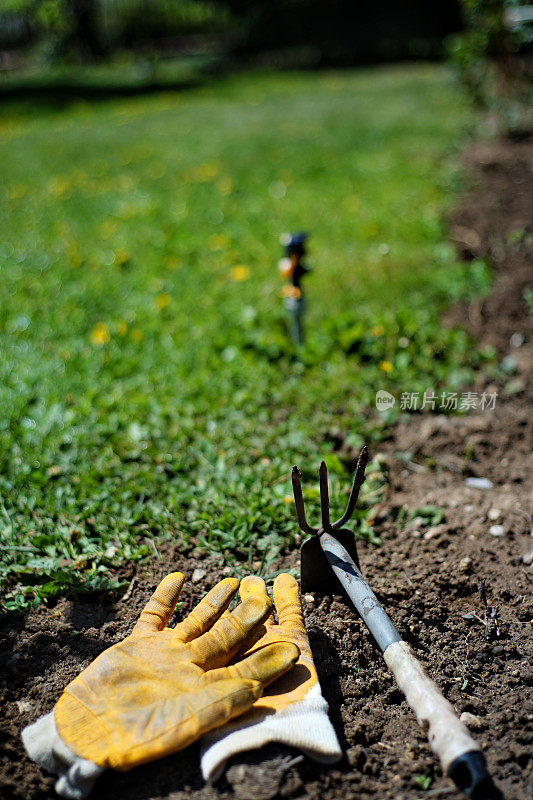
[{"x1": 1, "y1": 136, "x2": 531, "y2": 800}]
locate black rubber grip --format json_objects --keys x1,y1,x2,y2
[{"x1": 447, "y1": 750, "x2": 503, "y2": 800}]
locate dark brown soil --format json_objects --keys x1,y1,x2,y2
[{"x1": 1, "y1": 137, "x2": 531, "y2": 800}]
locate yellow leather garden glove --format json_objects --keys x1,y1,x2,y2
[
  {"x1": 200, "y1": 574, "x2": 341, "y2": 780},
  {"x1": 22, "y1": 572, "x2": 298, "y2": 800}
]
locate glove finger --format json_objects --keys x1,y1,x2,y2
[
  {"x1": 201, "y1": 640, "x2": 299, "y2": 686},
  {"x1": 190, "y1": 596, "x2": 272, "y2": 670},
  {"x1": 273, "y1": 573, "x2": 306, "y2": 632},
  {"x1": 132, "y1": 572, "x2": 185, "y2": 634},
  {"x1": 240, "y1": 576, "x2": 275, "y2": 627},
  {"x1": 174, "y1": 577, "x2": 239, "y2": 642}
]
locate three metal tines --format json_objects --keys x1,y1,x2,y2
[{"x1": 291, "y1": 446, "x2": 368, "y2": 536}]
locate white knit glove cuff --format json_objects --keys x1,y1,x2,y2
[
  {"x1": 200, "y1": 682, "x2": 342, "y2": 781},
  {"x1": 21, "y1": 711, "x2": 103, "y2": 799}
]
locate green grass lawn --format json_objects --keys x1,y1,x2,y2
[{"x1": 0, "y1": 64, "x2": 493, "y2": 609}]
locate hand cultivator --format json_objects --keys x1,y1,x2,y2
[{"x1": 292, "y1": 448, "x2": 501, "y2": 800}]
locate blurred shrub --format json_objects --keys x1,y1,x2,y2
[
  {"x1": 0, "y1": 0, "x2": 232, "y2": 61},
  {"x1": 0, "y1": 0, "x2": 463, "y2": 66},
  {"x1": 224, "y1": 0, "x2": 462, "y2": 66},
  {"x1": 99, "y1": 0, "x2": 232, "y2": 50},
  {"x1": 449, "y1": 0, "x2": 532, "y2": 134}
]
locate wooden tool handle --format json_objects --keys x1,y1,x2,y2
[
  {"x1": 316, "y1": 533, "x2": 499, "y2": 797},
  {"x1": 383, "y1": 640, "x2": 480, "y2": 771}
]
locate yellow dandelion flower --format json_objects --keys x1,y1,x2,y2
[
  {"x1": 361, "y1": 221, "x2": 379, "y2": 238},
  {"x1": 8, "y1": 183, "x2": 27, "y2": 201},
  {"x1": 0, "y1": 119, "x2": 15, "y2": 137},
  {"x1": 49, "y1": 177, "x2": 72, "y2": 198},
  {"x1": 371, "y1": 325, "x2": 385, "y2": 336},
  {"x1": 56, "y1": 222, "x2": 71, "y2": 236},
  {"x1": 118, "y1": 174, "x2": 135, "y2": 191},
  {"x1": 90, "y1": 323, "x2": 110, "y2": 347},
  {"x1": 99, "y1": 219, "x2": 118, "y2": 238},
  {"x1": 283, "y1": 495, "x2": 294, "y2": 504},
  {"x1": 165, "y1": 255, "x2": 180, "y2": 270},
  {"x1": 279, "y1": 171, "x2": 294, "y2": 186},
  {"x1": 67, "y1": 242, "x2": 82, "y2": 267},
  {"x1": 69, "y1": 251, "x2": 82, "y2": 267},
  {"x1": 209, "y1": 233, "x2": 230, "y2": 250},
  {"x1": 117, "y1": 201, "x2": 137, "y2": 219},
  {"x1": 216, "y1": 176, "x2": 233, "y2": 196},
  {"x1": 379, "y1": 360, "x2": 393, "y2": 373},
  {"x1": 70, "y1": 169, "x2": 87, "y2": 187},
  {"x1": 155, "y1": 293, "x2": 171, "y2": 310},
  {"x1": 115, "y1": 248, "x2": 129, "y2": 265},
  {"x1": 133, "y1": 141, "x2": 154, "y2": 160},
  {"x1": 230, "y1": 265, "x2": 250, "y2": 282},
  {"x1": 342, "y1": 195, "x2": 360, "y2": 212},
  {"x1": 148, "y1": 162, "x2": 166, "y2": 179},
  {"x1": 193, "y1": 161, "x2": 220, "y2": 182}
]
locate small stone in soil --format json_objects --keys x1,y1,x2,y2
[
  {"x1": 522, "y1": 551, "x2": 533, "y2": 565},
  {"x1": 489, "y1": 525, "x2": 505, "y2": 537},
  {"x1": 460, "y1": 711, "x2": 485, "y2": 731},
  {"x1": 465, "y1": 477, "x2": 494, "y2": 490},
  {"x1": 424, "y1": 524, "x2": 446, "y2": 540},
  {"x1": 488, "y1": 508, "x2": 502, "y2": 521},
  {"x1": 459, "y1": 556, "x2": 472, "y2": 571},
  {"x1": 304, "y1": 594, "x2": 315, "y2": 604},
  {"x1": 347, "y1": 744, "x2": 366, "y2": 767},
  {"x1": 191, "y1": 568, "x2": 207, "y2": 583}
]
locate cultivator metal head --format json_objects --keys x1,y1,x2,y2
[{"x1": 292, "y1": 446, "x2": 368, "y2": 594}]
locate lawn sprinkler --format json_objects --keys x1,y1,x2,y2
[
  {"x1": 293, "y1": 449, "x2": 501, "y2": 800},
  {"x1": 278, "y1": 232, "x2": 310, "y2": 345}
]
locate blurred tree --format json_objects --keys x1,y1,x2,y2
[
  {"x1": 449, "y1": 0, "x2": 532, "y2": 132},
  {"x1": 0, "y1": 0, "x2": 232, "y2": 61},
  {"x1": 218, "y1": 0, "x2": 463, "y2": 65},
  {"x1": 1, "y1": 0, "x2": 462, "y2": 64},
  {"x1": 70, "y1": 0, "x2": 102, "y2": 58},
  {"x1": 1, "y1": 0, "x2": 101, "y2": 59}
]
